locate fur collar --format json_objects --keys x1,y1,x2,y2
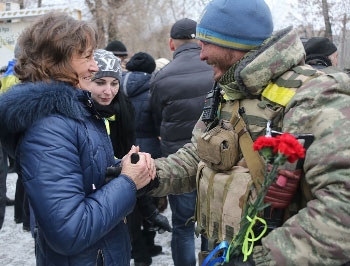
[
  {"x1": 220, "y1": 27, "x2": 306, "y2": 99},
  {"x1": 0, "y1": 81, "x2": 90, "y2": 136}
]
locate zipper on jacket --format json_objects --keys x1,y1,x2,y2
[{"x1": 95, "y1": 249, "x2": 104, "y2": 266}]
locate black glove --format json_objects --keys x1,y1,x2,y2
[
  {"x1": 145, "y1": 209, "x2": 172, "y2": 234},
  {"x1": 104, "y1": 166, "x2": 122, "y2": 184},
  {"x1": 136, "y1": 174, "x2": 160, "y2": 197}
]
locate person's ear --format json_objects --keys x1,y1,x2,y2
[{"x1": 169, "y1": 38, "x2": 176, "y2": 52}]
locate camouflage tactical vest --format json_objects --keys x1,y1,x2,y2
[{"x1": 195, "y1": 65, "x2": 322, "y2": 248}]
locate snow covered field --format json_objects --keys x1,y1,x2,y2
[{"x1": 0, "y1": 173, "x2": 201, "y2": 266}]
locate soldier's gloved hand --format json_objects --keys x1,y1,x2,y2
[
  {"x1": 146, "y1": 209, "x2": 172, "y2": 234},
  {"x1": 264, "y1": 167, "x2": 302, "y2": 209}
]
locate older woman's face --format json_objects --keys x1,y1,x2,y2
[
  {"x1": 80, "y1": 76, "x2": 120, "y2": 106},
  {"x1": 71, "y1": 48, "x2": 98, "y2": 83}
]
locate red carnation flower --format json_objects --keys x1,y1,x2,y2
[
  {"x1": 253, "y1": 136, "x2": 279, "y2": 153},
  {"x1": 276, "y1": 133, "x2": 305, "y2": 163}
]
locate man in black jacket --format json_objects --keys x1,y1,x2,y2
[{"x1": 150, "y1": 18, "x2": 214, "y2": 266}]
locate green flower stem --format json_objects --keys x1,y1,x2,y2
[{"x1": 229, "y1": 153, "x2": 285, "y2": 258}]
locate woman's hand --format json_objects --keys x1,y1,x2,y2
[{"x1": 121, "y1": 145, "x2": 156, "y2": 190}]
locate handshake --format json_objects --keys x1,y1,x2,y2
[
  {"x1": 105, "y1": 153, "x2": 170, "y2": 234},
  {"x1": 105, "y1": 154, "x2": 160, "y2": 197}
]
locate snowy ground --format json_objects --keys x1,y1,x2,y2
[{"x1": 0, "y1": 173, "x2": 201, "y2": 266}]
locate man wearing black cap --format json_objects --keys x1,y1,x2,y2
[
  {"x1": 303, "y1": 36, "x2": 339, "y2": 71},
  {"x1": 150, "y1": 18, "x2": 214, "y2": 266},
  {"x1": 105, "y1": 40, "x2": 129, "y2": 70}
]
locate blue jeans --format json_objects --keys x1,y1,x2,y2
[{"x1": 169, "y1": 191, "x2": 208, "y2": 266}]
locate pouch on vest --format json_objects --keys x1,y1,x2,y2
[
  {"x1": 195, "y1": 161, "x2": 252, "y2": 243},
  {"x1": 197, "y1": 122, "x2": 239, "y2": 171}
]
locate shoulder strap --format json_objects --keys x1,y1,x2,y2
[
  {"x1": 262, "y1": 65, "x2": 319, "y2": 107},
  {"x1": 230, "y1": 100, "x2": 264, "y2": 192}
]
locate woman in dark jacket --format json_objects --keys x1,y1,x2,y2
[{"x1": 0, "y1": 12, "x2": 155, "y2": 266}]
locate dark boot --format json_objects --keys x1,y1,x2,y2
[
  {"x1": 148, "y1": 245, "x2": 162, "y2": 257},
  {"x1": 6, "y1": 196, "x2": 15, "y2": 206}
]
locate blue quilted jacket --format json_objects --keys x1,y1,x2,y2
[{"x1": 0, "y1": 81, "x2": 136, "y2": 266}]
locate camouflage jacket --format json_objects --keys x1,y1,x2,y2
[{"x1": 151, "y1": 27, "x2": 350, "y2": 265}]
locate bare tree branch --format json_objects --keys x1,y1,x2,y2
[{"x1": 321, "y1": 0, "x2": 332, "y2": 39}]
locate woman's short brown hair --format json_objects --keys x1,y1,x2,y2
[{"x1": 15, "y1": 11, "x2": 98, "y2": 85}]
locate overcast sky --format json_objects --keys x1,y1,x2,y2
[
  {"x1": 25, "y1": 0, "x2": 295, "y2": 31},
  {"x1": 265, "y1": 0, "x2": 296, "y2": 30}
]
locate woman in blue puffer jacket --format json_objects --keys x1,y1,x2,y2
[{"x1": 0, "y1": 12, "x2": 156, "y2": 266}]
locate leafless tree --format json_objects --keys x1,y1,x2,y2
[
  {"x1": 85, "y1": 0, "x2": 107, "y2": 47},
  {"x1": 81, "y1": 0, "x2": 205, "y2": 60},
  {"x1": 10, "y1": 0, "x2": 350, "y2": 69},
  {"x1": 289, "y1": 0, "x2": 350, "y2": 69},
  {"x1": 9, "y1": 0, "x2": 205, "y2": 60},
  {"x1": 79, "y1": 0, "x2": 127, "y2": 48},
  {"x1": 321, "y1": 0, "x2": 332, "y2": 39}
]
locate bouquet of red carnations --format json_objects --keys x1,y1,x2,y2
[{"x1": 227, "y1": 133, "x2": 306, "y2": 262}]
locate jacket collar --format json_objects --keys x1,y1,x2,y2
[
  {"x1": 173, "y1": 42, "x2": 201, "y2": 59},
  {"x1": 220, "y1": 27, "x2": 305, "y2": 99},
  {"x1": 0, "y1": 81, "x2": 91, "y2": 136}
]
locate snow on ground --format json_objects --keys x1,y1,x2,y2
[{"x1": 0, "y1": 173, "x2": 201, "y2": 266}]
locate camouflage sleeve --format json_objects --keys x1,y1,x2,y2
[
  {"x1": 148, "y1": 117, "x2": 207, "y2": 197},
  {"x1": 254, "y1": 73, "x2": 350, "y2": 265}
]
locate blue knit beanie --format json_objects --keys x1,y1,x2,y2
[{"x1": 196, "y1": 0, "x2": 273, "y2": 51}]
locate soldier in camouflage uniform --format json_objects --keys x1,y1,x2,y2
[{"x1": 149, "y1": 0, "x2": 350, "y2": 265}]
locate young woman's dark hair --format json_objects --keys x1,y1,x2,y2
[{"x1": 94, "y1": 91, "x2": 136, "y2": 158}]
